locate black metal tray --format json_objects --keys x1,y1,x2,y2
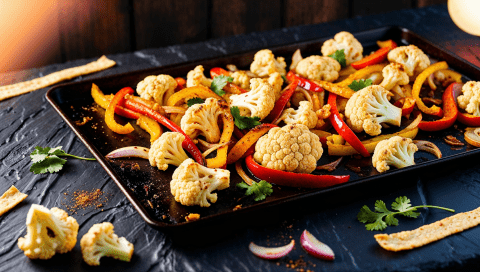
[{"x1": 46, "y1": 26, "x2": 480, "y2": 230}]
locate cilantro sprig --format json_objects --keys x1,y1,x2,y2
[
  {"x1": 230, "y1": 106, "x2": 261, "y2": 130},
  {"x1": 237, "y1": 180, "x2": 273, "y2": 201},
  {"x1": 210, "y1": 75, "x2": 233, "y2": 96},
  {"x1": 187, "y1": 97, "x2": 204, "y2": 107},
  {"x1": 357, "y1": 196, "x2": 455, "y2": 231},
  {"x1": 348, "y1": 79, "x2": 372, "y2": 91},
  {"x1": 30, "y1": 146, "x2": 96, "y2": 174},
  {"x1": 328, "y1": 49, "x2": 346, "y2": 68}
]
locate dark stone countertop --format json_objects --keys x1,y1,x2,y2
[{"x1": 1, "y1": 4, "x2": 480, "y2": 272}]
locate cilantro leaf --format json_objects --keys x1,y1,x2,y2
[
  {"x1": 187, "y1": 97, "x2": 204, "y2": 107},
  {"x1": 237, "y1": 180, "x2": 273, "y2": 201},
  {"x1": 29, "y1": 146, "x2": 95, "y2": 174},
  {"x1": 210, "y1": 75, "x2": 233, "y2": 96},
  {"x1": 348, "y1": 79, "x2": 373, "y2": 91},
  {"x1": 328, "y1": 49, "x2": 346, "y2": 67},
  {"x1": 230, "y1": 106, "x2": 261, "y2": 130},
  {"x1": 281, "y1": 75, "x2": 287, "y2": 82}
]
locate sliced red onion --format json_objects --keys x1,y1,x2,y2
[
  {"x1": 300, "y1": 230, "x2": 334, "y2": 261},
  {"x1": 248, "y1": 240, "x2": 294, "y2": 260},
  {"x1": 105, "y1": 146, "x2": 149, "y2": 159}
]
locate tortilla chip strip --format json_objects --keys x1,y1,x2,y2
[
  {"x1": 312, "y1": 80, "x2": 355, "y2": 98},
  {"x1": 374, "y1": 206, "x2": 480, "y2": 251},
  {"x1": 0, "y1": 185, "x2": 28, "y2": 216},
  {"x1": 0, "y1": 55, "x2": 116, "y2": 101}
]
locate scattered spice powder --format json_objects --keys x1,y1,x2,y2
[{"x1": 62, "y1": 188, "x2": 110, "y2": 214}]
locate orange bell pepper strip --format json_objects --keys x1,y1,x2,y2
[
  {"x1": 105, "y1": 87, "x2": 136, "y2": 134},
  {"x1": 206, "y1": 113, "x2": 234, "y2": 168},
  {"x1": 412, "y1": 61, "x2": 449, "y2": 117},
  {"x1": 226, "y1": 124, "x2": 277, "y2": 164},
  {"x1": 166, "y1": 85, "x2": 222, "y2": 106},
  {"x1": 91, "y1": 84, "x2": 140, "y2": 119},
  {"x1": 137, "y1": 115, "x2": 162, "y2": 142},
  {"x1": 377, "y1": 39, "x2": 397, "y2": 49},
  {"x1": 210, "y1": 67, "x2": 247, "y2": 94},
  {"x1": 175, "y1": 77, "x2": 186, "y2": 91},
  {"x1": 351, "y1": 40, "x2": 396, "y2": 69},
  {"x1": 336, "y1": 64, "x2": 386, "y2": 87},
  {"x1": 418, "y1": 82, "x2": 459, "y2": 131}
]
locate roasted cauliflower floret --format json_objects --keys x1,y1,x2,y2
[
  {"x1": 266, "y1": 72, "x2": 284, "y2": 101},
  {"x1": 186, "y1": 65, "x2": 212, "y2": 88},
  {"x1": 380, "y1": 63, "x2": 409, "y2": 90},
  {"x1": 372, "y1": 136, "x2": 418, "y2": 173},
  {"x1": 295, "y1": 55, "x2": 341, "y2": 82},
  {"x1": 229, "y1": 78, "x2": 275, "y2": 120},
  {"x1": 136, "y1": 74, "x2": 177, "y2": 105},
  {"x1": 170, "y1": 158, "x2": 230, "y2": 207},
  {"x1": 18, "y1": 204, "x2": 79, "y2": 260},
  {"x1": 250, "y1": 49, "x2": 287, "y2": 77},
  {"x1": 275, "y1": 101, "x2": 318, "y2": 129},
  {"x1": 457, "y1": 81, "x2": 480, "y2": 116},
  {"x1": 345, "y1": 85, "x2": 402, "y2": 136},
  {"x1": 254, "y1": 123, "x2": 323, "y2": 174},
  {"x1": 149, "y1": 132, "x2": 189, "y2": 171},
  {"x1": 80, "y1": 222, "x2": 134, "y2": 266},
  {"x1": 231, "y1": 71, "x2": 251, "y2": 90},
  {"x1": 181, "y1": 98, "x2": 231, "y2": 143},
  {"x1": 387, "y1": 45, "x2": 430, "y2": 77},
  {"x1": 321, "y1": 31, "x2": 363, "y2": 65}
]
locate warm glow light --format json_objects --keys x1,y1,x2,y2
[{"x1": 448, "y1": 0, "x2": 480, "y2": 36}]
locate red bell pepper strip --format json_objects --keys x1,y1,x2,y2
[
  {"x1": 327, "y1": 93, "x2": 370, "y2": 157},
  {"x1": 210, "y1": 67, "x2": 247, "y2": 94},
  {"x1": 245, "y1": 155, "x2": 350, "y2": 188},
  {"x1": 91, "y1": 84, "x2": 140, "y2": 120},
  {"x1": 264, "y1": 79, "x2": 299, "y2": 123},
  {"x1": 351, "y1": 40, "x2": 397, "y2": 70},
  {"x1": 418, "y1": 82, "x2": 458, "y2": 131},
  {"x1": 122, "y1": 99, "x2": 204, "y2": 165},
  {"x1": 393, "y1": 97, "x2": 416, "y2": 116},
  {"x1": 175, "y1": 77, "x2": 186, "y2": 91},
  {"x1": 286, "y1": 71, "x2": 324, "y2": 93},
  {"x1": 105, "y1": 87, "x2": 135, "y2": 134}
]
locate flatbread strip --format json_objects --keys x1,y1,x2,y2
[
  {"x1": 374, "y1": 206, "x2": 480, "y2": 251},
  {"x1": 0, "y1": 55, "x2": 116, "y2": 101},
  {"x1": 0, "y1": 185, "x2": 28, "y2": 216}
]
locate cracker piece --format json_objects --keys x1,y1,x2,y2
[
  {"x1": 0, "y1": 185, "x2": 28, "y2": 216},
  {"x1": 0, "y1": 56, "x2": 116, "y2": 101},
  {"x1": 374, "y1": 206, "x2": 480, "y2": 251}
]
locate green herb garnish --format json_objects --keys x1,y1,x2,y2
[
  {"x1": 30, "y1": 146, "x2": 95, "y2": 174},
  {"x1": 328, "y1": 49, "x2": 346, "y2": 68},
  {"x1": 348, "y1": 79, "x2": 373, "y2": 91},
  {"x1": 210, "y1": 75, "x2": 233, "y2": 96},
  {"x1": 187, "y1": 97, "x2": 205, "y2": 107},
  {"x1": 237, "y1": 180, "x2": 273, "y2": 201},
  {"x1": 230, "y1": 106, "x2": 261, "y2": 130}
]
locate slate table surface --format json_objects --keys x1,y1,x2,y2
[{"x1": 2, "y1": 4, "x2": 480, "y2": 272}]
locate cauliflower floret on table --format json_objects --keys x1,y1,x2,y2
[
  {"x1": 295, "y1": 55, "x2": 341, "y2": 82},
  {"x1": 265, "y1": 72, "x2": 284, "y2": 101},
  {"x1": 229, "y1": 78, "x2": 275, "y2": 120},
  {"x1": 275, "y1": 101, "x2": 318, "y2": 129},
  {"x1": 80, "y1": 222, "x2": 134, "y2": 266},
  {"x1": 372, "y1": 136, "x2": 418, "y2": 173},
  {"x1": 457, "y1": 81, "x2": 480, "y2": 116},
  {"x1": 250, "y1": 49, "x2": 287, "y2": 77},
  {"x1": 136, "y1": 74, "x2": 177, "y2": 105},
  {"x1": 17, "y1": 204, "x2": 79, "y2": 260},
  {"x1": 181, "y1": 98, "x2": 231, "y2": 143},
  {"x1": 231, "y1": 71, "x2": 251, "y2": 90},
  {"x1": 186, "y1": 65, "x2": 213, "y2": 88},
  {"x1": 387, "y1": 45, "x2": 430, "y2": 77},
  {"x1": 254, "y1": 123, "x2": 323, "y2": 174},
  {"x1": 321, "y1": 31, "x2": 363, "y2": 65},
  {"x1": 170, "y1": 158, "x2": 230, "y2": 207},
  {"x1": 345, "y1": 85, "x2": 402, "y2": 136},
  {"x1": 149, "y1": 132, "x2": 189, "y2": 171}
]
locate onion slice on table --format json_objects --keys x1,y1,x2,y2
[
  {"x1": 413, "y1": 140, "x2": 442, "y2": 159},
  {"x1": 248, "y1": 240, "x2": 294, "y2": 260},
  {"x1": 464, "y1": 127, "x2": 480, "y2": 147},
  {"x1": 105, "y1": 146, "x2": 150, "y2": 159},
  {"x1": 300, "y1": 230, "x2": 335, "y2": 261}
]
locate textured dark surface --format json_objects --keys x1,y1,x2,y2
[{"x1": 1, "y1": 4, "x2": 480, "y2": 272}]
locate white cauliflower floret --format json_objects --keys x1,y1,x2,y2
[
  {"x1": 181, "y1": 98, "x2": 231, "y2": 143},
  {"x1": 372, "y1": 136, "x2": 418, "y2": 173},
  {"x1": 136, "y1": 74, "x2": 177, "y2": 105},
  {"x1": 231, "y1": 71, "x2": 251, "y2": 90},
  {"x1": 380, "y1": 63, "x2": 409, "y2": 90},
  {"x1": 229, "y1": 78, "x2": 275, "y2": 120},
  {"x1": 387, "y1": 45, "x2": 430, "y2": 77},
  {"x1": 275, "y1": 101, "x2": 318, "y2": 129},
  {"x1": 250, "y1": 49, "x2": 287, "y2": 77},
  {"x1": 170, "y1": 158, "x2": 230, "y2": 207},
  {"x1": 17, "y1": 204, "x2": 79, "y2": 260},
  {"x1": 80, "y1": 222, "x2": 134, "y2": 266},
  {"x1": 321, "y1": 31, "x2": 363, "y2": 65},
  {"x1": 186, "y1": 65, "x2": 212, "y2": 88},
  {"x1": 266, "y1": 72, "x2": 284, "y2": 101},
  {"x1": 295, "y1": 55, "x2": 341, "y2": 82},
  {"x1": 345, "y1": 85, "x2": 402, "y2": 136},
  {"x1": 149, "y1": 132, "x2": 189, "y2": 171},
  {"x1": 457, "y1": 81, "x2": 480, "y2": 116},
  {"x1": 254, "y1": 123, "x2": 323, "y2": 174}
]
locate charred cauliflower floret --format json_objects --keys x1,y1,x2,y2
[
  {"x1": 457, "y1": 81, "x2": 480, "y2": 116},
  {"x1": 80, "y1": 222, "x2": 134, "y2": 266},
  {"x1": 181, "y1": 98, "x2": 231, "y2": 143},
  {"x1": 149, "y1": 132, "x2": 189, "y2": 171},
  {"x1": 295, "y1": 55, "x2": 341, "y2": 82},
  {"x1": 170, "y1": 158, "x2": 230, "y2": 207},
  {"x1": 380, "y1": 63, "x2": 409, "y2": 99},
  {"x1": 254, "y1": 123, "x2": 323, "y2": 174},
  {"x1": 321, "y1": 31, "x2": 363, "y2": 65},
  {"x1": 231, "y1": 71, "x2": 252, "y2": 90},
  {"x1": 17, "y1": 204, "x2": 79, "y2": 260},
  {"x1": 136, "y1": 74, "x2": 177, "y2": 105},
  {"x1": 275, "y1": 101, "x2": 318, "y2": 129},
  {"x1": 266, "y1": 72, "x2": 284, "y2": 101},
  {"x1": 250, "y1": 49, "x2": 287, "y2": 77},
  {"x1": 186, "y1": 65, "x2": 213, "y2": 88},
  {"x1": 345, "y1": 85, "x2": 402, "y2": 136},
  {"x1": 229, "y1": 78, "x2": 275, "y2": 120},
  {"x1": 387, "y1": 45, "x2": 430, "y2": 77},
  {"x1": 372, "y1": 136, "x2": 418, "y2": 173}
]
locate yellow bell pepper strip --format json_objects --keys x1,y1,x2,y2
[
  {"x1": 226, "y1": 124, "x2": 277, "y2": 164},
  {"x1": 336, "y1": 64, "x2": 387, "y2": 87},
  {"x1": 377, "y1": 39, "x2": 397, "y2": 49},
  {"x1": 412, "y1": 61, "x2": 449, "y2": 117},
  {"x1": 439, "y1": 69, "x2": 462, "y2": 84},
  {"x1": 312, "y1": 80, "x2": 355, "y2": 98},
  {"x1": 105, "y1": 87, "x2": 136, "y2": 134},
  {"x1": 166, "y1": 85, "x2": 223, "y2": 106},
  {"x1": 206, "y1": 113, "x2": 234, "y2": 168},
  {"x1": 91, "y1": 84, "x2": 140, "y2": 119},
  {"x1": 418, "y1": 82, "x2": 459, "y2": 131},
  {"x1": 137, "y1": 115, "x2": 162, "y2": 142},
  {"x1": 351, "y1": 40, "x2": 397, "y2": 70},
  {"x1": 310, "y1": 130, "x2": 332, "y2": 147}
]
